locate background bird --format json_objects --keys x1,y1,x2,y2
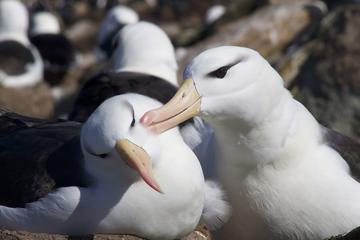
[
  {"x1": 0, "y1": 0, "x2": 53, "y2": 118},
  {"x1": 30, "y1": 11, "x2": 75, "y2": 89},
  {"x1": 96, "y1": 5, "x2": 139, "y2": 61}
]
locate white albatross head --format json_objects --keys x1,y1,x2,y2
[
  {"x1": 81, "y1": 93, "x2": 176, "y2": 193},
  {"x1": 141, "y1": 46, "x2": 285, "y2": 133},
  {"x1": 98, "y1": 5, "x2": 139, "y2": 43},
  {"x1": 0, "y1": 0, "x2": 29, "y2": 35},
  {"x1": 111, "y1": 21, "x2": 178, "y2": 86},
  {"x1": 30, "y1": 12, "x2": 61, "y2": 36},
  {"x1": 205, "y1": 5, "x2": 226, "y2": 25},
  {"x1": 97, "y1": 5, "x2": 139, "y2": 58}
]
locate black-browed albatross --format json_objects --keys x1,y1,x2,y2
[
  {"x1": 96, "y1": 5, "x2": 139, "y2": 61},
  {"x1": 0, "y1": 0, "x2": 54, "y2": 118},
  {"x1": 69, "y1": 21, "x2": 219, "y2": 180},
  {"x1": 69, "y1": 21, "x2": 230, "y2": 230},
  {"x1": 142, "y1": 46, "x2": 360, "y2": 240},
  {"x1": 0, "y1": 0, "x2": 43, "y2": 88},
  {"x1": 30, "y1": 11, "x2": 75, "y2": 88},
  {"x1": 0, "y1": 93, "x2": 206, "y2": 239}
]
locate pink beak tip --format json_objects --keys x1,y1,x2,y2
[
  {"x1": 149, "y1": 181, "x2": 164, "y2": 194},
  {"x1": 140, "y1": 113, "x2": 151, "y2": 125}
]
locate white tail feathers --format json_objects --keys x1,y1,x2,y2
[{"x1": 201, "y1": 180, "x2": 231, "y2": 230}]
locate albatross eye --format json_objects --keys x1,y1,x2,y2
[
  {"x1": 208, "y1": 65, "x2": 233, "y2": 79},
  {"x1": 98, "y1": 153, "x2": 108, "y2": 158},
  {"x1": 130, "y1": 117, "x2": 135, "y2": 127}
]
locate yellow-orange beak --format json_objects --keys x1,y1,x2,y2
[
  {"x1": 140, "y1": 77, "x2": 201, "y2": 134},
  {"x1": 115, "y1": 139, "x2": 162, "y2": 193}
]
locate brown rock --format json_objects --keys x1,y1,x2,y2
[
  {"x1": 268, "y1": 0, "x2": 317, "y2": 4},
  {"x1": 0, "y1": 82, "x2": 54, "y2": 119},
  {"x1": 293, "y1": 4, "x2": 360, "y2": 140},
  {"x1": 179, "y1": 2, "x2": 325, "y2": 73},
  {"x1": 66, "y1": 20, "x2": 99, "y2": 52}
]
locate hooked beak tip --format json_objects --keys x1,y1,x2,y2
[
  {"x1": 142, "y1": 173, "x2": 164, "y2": 194},
  {"x1": 140, "y1": 113, "x2": 151, "y2": 126}
]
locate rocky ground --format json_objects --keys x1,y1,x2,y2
[{"x1": 0, "y1": 225, "x2": 211, "y2": 240}]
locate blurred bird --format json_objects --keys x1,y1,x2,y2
[
  {"x1": 70, "y1": 22, "x2": 178, "y2": 121},
  {"x1": 205, "y1": 5, "x2": 226, "y2": 25},
  {"x1": 70, "y1": 21, "x2": 230, "y2": 229},
  {"x1": 142, "y1": 46, "x2": 360, "y2": 240},
  {"x1": 30, "y1": 11, "x2": 75, "y2": 89},
  {"x1": 0, "y1": 0, "x2": 43, "y2": 88},
  {"x1": 0, "y1": 93, "x2": 206, "y2": 239},
  {"x1": 96, "y1": 5, "x2": 139, "y2": 61},
  {"x1": 0, "y1": 0, "x2": 53, "y2": 118}
]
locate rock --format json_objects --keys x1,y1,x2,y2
[
  {"x1": 179, "y1": 1, "x2": 326, "y2": 75},
  {"x1": 326, "y1": 226, "x2": 360, "y2": 240},
  {"x1": 0, "y1": 82, "x2": 54, "y2": 119},
  {"x1": 66, "y1": 20, "x2": 99, "y2": 52},
  {"x1": 268, "y1": 0, "x2": 318, "y2": 4},
  {"x1": 293, "y1": 4, "x2": 360, "y2": 140},
  {"x1": 0, "y1": 225, "x2": 211, "y2": 240}
]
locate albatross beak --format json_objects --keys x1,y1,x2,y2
[
  {"x1": 140, "y1": 77, "x2": 201, "y2": 133},
  {"x1": 115, "y1": 139, "x2": 163, "y2": 193}
]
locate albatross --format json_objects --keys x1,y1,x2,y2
[
  {"x1": 96, "y1": 5, "x2": 139, "y2": 61},
  {"x1": 69, "y1": 21, "x2": 219, "y2": 179},
  {"x1": 30, "y1": 11, "x2": 75, "y2": 87},
  {"x1": 0, "y1": 93, "x2": 206, "y2": 239},
  {"x1": 141, "y1": 46, "x2": 360, "y2": 240},
  {"x1": 69, "y1": 22, "x2": 229, "y2": 230},
  {"x1": 0, "y1": 0, "x2": 43, "y2": 88},
  {"x1": 0, "y1": 0, "x2": 53, "y2": 118}
]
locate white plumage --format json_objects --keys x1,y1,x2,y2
[
  {"x1": 112, "y1": 21, "x2": 179, "y2": 87},
  {"x1": 142, "y1": 46, "x2": 360, "y2": 240},
  {"x1": 201, "y1": 180, "x2": 231, "y2": 231},
  {"x1": 111, "y1": 21, "x2": 219, "y2": 180},
  {"x1": 205, "y1": 5, "x2": 226, "y2": 25},
  {"x1": 97, "y1": 5, "x2": 139, "y2": 60},
  {"x1": 31, "y1": 12, "x2": 61, "y2": 36},
  {"x1": 0, "y1": 0, "x2": 43, "y2": 88},
  {"x1": 0, "y1": 93, "x2": 206, "y2": 239}
]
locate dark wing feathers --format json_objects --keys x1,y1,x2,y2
[
  {"x1": 30, "y1": 34, "x2": 74, "y2": 68},
  {"x1": 0, "y1": 40, "x2": 35, "y2": 75},
  {"x1": 322, "y1": 126, "x2": 360, "y2": 180},
  {"x1": 69, "y1": 71, "x2": 179, "y2": 122},
  {"x1": 30, "y1": 34, "x2": 75, "y2": 86},
  {"x1": 0, "y1": 108, "x2": 86, "y2": 207}
]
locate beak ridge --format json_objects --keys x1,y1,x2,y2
[{"x1": 141, "y1": 77, "x2": 201, "y2": 133}]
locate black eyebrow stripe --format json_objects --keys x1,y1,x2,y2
[
  {"x1": 206, "y1": 59, "x2": 242, "y2": 78},
  {"x1": 207, "y1": 64, "x2": 234, "y2": 78}
]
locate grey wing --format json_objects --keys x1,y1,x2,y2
[{"x1": 321, "y1": 126, "x2": 360, "y2": 180}]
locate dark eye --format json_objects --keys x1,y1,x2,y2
[
  {"x1": 98, "y1": 153, "x2": 108, "y2": 158},
  {"x1": 130, "y1": 117, "x2": 135, "y2": 127},
  {"x1": 89, "y1": 152, "x2": 108, "y2": 158},
  {"x1": 208, "y1": 65, "x2": 233, "y2": 79}
]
